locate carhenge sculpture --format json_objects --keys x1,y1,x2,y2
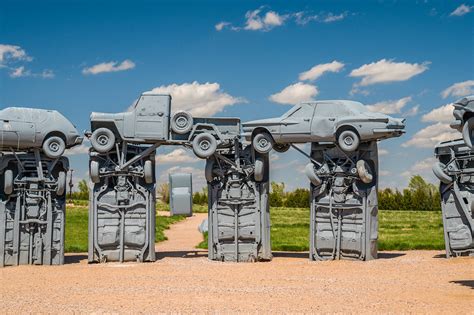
[
  {"x1": 433, "y1": 96, "x2": 474, "y2": 258},
  {"x1": 87, "y1": 93, "x2": 270, "y2": 262},
  {"x1": 0, "y1": 107, "x2": 82, "y2": 266},
  {"x1": 243, "y1": 100, "x2": 405, "y2": 260}
]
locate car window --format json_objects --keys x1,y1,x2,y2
[
  {"x1": 315, "y1": 104, "x2": 351, "y2": 116},
  {"x1": 281, "y1": 105, "x2": 301, "y2": 118},
  {"x1": 289, "y1": 104, "x2": 314, "y2": 118}
]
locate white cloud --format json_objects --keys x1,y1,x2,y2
[
  {"x1": 10, "y1": 66, "x2": 28, "y2": 78},
  {"x1": 146, "y1": 81, "x2": 245, "y2": 116},
  {"x1": 366, "y1": 96, "x2": 412, "y2": 114},
  {"x1": 65, "y1": 143, "x2": 90, "y2": 156},
  {"x1": 298, "y1": 60, "x2": 345, "y2": 81},
  {"x1": 421, "y1": 103, "x2": 454, "y2": 123},
  {"x1": 269, "y1": 82, "x2": 318, "y2": 105},
  {"x1": 323, "y1": 12, "x2": 347, "y2": 23},
  {"x1": 243, "y1": 9, "x2": 287, "y2": 31},
  {"x1": 0, "y1": 44, "x2": 31, "y2": 65},
  {"x1": 401, "y1": 157, "x2": 436, "y2": 178},
  {"x1": 379, "y1": 149, "x2": 389, "y2": 156},
  {"x1": 155, "y1": 148, "x2": 197, "y2": 164},
  {"x1": 402, "y1": 122, "x2": 458, "y2": 148},
  {"x1": 215, "y1": 22, "x2": 230, "y2": 31},
  {"x1": 350, "y1": 59, "x2": 429, "y2": 87},
  {"x1": 441, "y1": 80, "x2": 474, "y2": 99},
  {"x1": 404, "y1": 104, "x2": 419, "y2": 117},
  {"x1": 82, "y1": 59, "x2": 135, "y2": 75},
  {"x1": 450, "y1": 4, "x2": 473, "y2": 16},
  {"x1": 10, "y1": 66, "x2": 54, "y2": 79}
]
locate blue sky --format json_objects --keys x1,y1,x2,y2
[{"x1": 1, "y1": 0, "x2": 473, "y2": 191}]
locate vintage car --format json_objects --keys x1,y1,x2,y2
[
  {"x1": 0, "y1": 107, "x2": 83, "y2": 158},
  {"x1": 89, "y1": 93, "x2": 241, "y2": 159},
  {"x1": 450, "y1": 95, "x2": 474, "y2": 147},
  {"x1": 242, "y1": 100, "x2": 405, "y2": 153}
]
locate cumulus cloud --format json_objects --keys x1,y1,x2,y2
[
  {"x1": 402, "y1": 123, "x2": 458, "y2": 148},
  {"x1": 401, "y1": 157, "x2": 436, "y2": 178},
  {"x1": 450, "y1": 4, "x2": 473, "y2": 16},
  {"x1": 379, "y1": 149, "x2": 389, "y2": 156},
  {"x1": 215, "y1": 22, "x2": 230, "y2": 31},
  {"x1": 0, "y1": 44, "x2": 53, "y2": 79},
  {"x1": 82, "y1": 59, "x2": 135, "y2": 75},
  {"x1": 146, "y1": 81, "x2": 245, "y2": 116},
  {"x1": 350, "y1": 59, "x2": 429, "y2": 87},
  {"x1": 366, "y1": 96, "x2": 412, "y2": 114},
  {"x1": 0, "y1": 44, "x2": 31, "y2": 65},
  {"x1": 269, "y1": 82, "x2": 318, "y2": 105},
  {"x1": 65, "y1": 143, "x2": 90, "y2": 156},
  {"x1": 155, "y1": 148, "x2": 197, "y2": 164},
  {"x1": 298, "y1": 60, "x2": 345, "y2": 81},
  {"x1": 421, "y1": 103, "x2": 454, "y2": 123},
  {"x1": 441, "y1": 80, "x2": 474, "y2": 99},
  {"x1": 9, "y1": 66, "x2": 54, "y2": 79}
]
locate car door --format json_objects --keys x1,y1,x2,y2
[
  {"x1": 0, "y1": 108, "x2": 35, "y2": 149},
  {"x1": 310, "y1": 103, "x2": 340, "y2": 141},
  {"x1": 280, "y1": 104, "x2": 315, "y2": 143},
  {"x1": 134, "y1": 95, "x2": 171, "y2": 140}
]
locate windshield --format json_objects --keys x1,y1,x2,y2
[{"x1": 281, "y1": 105, "x2": 301, "y2": 118}]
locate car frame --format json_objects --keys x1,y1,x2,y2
[
  {"x1": 242, "y1": 100, "x2": 405, "y2": 153},
  {"x1": 0, "y1": 107, "x2": 83, "y2": 158}
]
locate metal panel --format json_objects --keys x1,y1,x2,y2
[
  {"x1": 308, "y1": 141, "x2": 378, "y2": 261},
  {"x1": 88, "y1": 144, "x2": 156, "y2": 263},
  {"x1": 0, "y1": 151, "x2": 68, "y2": 266},
  {"x1": 169, "y1": 173, "x2": 193, "y2": 217},
  {"x1": 207, "y1": 143, "x2": 271, "y2": 262}
]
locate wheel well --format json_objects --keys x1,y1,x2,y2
[
  {"x1": 336, "y1": 125, "x2": 359, "y2": 140},
  {"x1": 43, "y1": 131, "x2": 66, "y2": 144},
  {"x1": 463, "y1": 112, "x2": 474, "y2": 122},
  {"x1": 91, "y1": 122, "x2": 121, "y2": 141},
  {"x1": 251, "y1": 127, "x2": 273, "y2": 140}
]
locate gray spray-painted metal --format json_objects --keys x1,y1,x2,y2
[
  {"x1": 434, "y1": 139, "x2": 474, "y2": 257},
  {"x1": 242, "y1": 100, "x2": 405, "y2": 152},
  {"x1": 0, "y1": 151, "x2": 68, "y2": 266},
  {"x1": 0, "y1": 107, "x2": 83, "y2": 151},
  {"x1": 449, "y1": 95, "x2": 474, "y2": 147},
  {"x1": 207, "y1": 141, "x2": 272, "y2": 262},
  {"x1": 169, "y1": 173, "x2": 193, "y2": 217},
  {"x1": 88, "y1": 143, "x2": 156, "y2": 263},
  {"x1": 307, "y1": 141, "x2": 379, "y2": 261}
]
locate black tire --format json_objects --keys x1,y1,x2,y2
[
  {"x1": 356, "y1": 160, "x2": 373, "y2": 184},
  {"x1": 337, "y1": 129, "x2": 360, "y2": 152},
  {"x1": 90, "y1": 160, "x2": 100, "y2": 184},
  {"x1": 253, "y1": 132, "x2": 274, "y2": 154},
  {"x1": 205, "y1": 158, "x2": 215, "y2": 182},
  {"x1": 171, "y1": 111, "x2": 193, "y2": 134},
  {"x1": 273, "y1": 143, "x2": 290, "y2": 153},
  {"x1": 192, "y1": 133, "x2": 217, "y2": 159},
  {"x1": 144, "y1": 160, "x2": 153, "y2": 184},
  {"x1": 4, "y1": 169, "x2": 13, "y2": 195},
  {"x1": 305, "y1": 163, "x2": 322, "y2": 186},
  {"x1": 42, "y1": 136, "x2": 66, "y2": 159},
  {"x1": 462, "y1": 117, "x2": 474, "y2": 148},
  {"x1": 90, "y1": 128, "x2": 116, "y2": 153},
  {"x1": 432, "y1": 162, "x2": 453, "y2": 184},
  {"x1": 56, "y1": 171, "x2": 66, "y2": 196},
  {"x1": 254, "y1": 158, "x2": 265, "y2": 182}
]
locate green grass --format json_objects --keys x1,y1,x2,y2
[
  {"x1": 196, "y1": 207, "x2": 445, "y2": 251},
  {"x1": 64, "y1": 206, "x2": 185, "y2": 253}
]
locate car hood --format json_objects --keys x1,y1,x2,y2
[
  {"x1": 90, "y1": 112, "x2": 124, "y2": 121},
  {"x1": 242, "y1": 118, "x2": 281, "y2": 128}
]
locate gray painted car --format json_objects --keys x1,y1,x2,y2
[
  {"x1": 242, "y1": 100, "x2": 405, "y2": 153},
  {"x1": 0, "y1": 107, "x2": 83, "y2": 158},
  {"x1": 450, "y1": 95, "x2": 474, "y2": 147}
]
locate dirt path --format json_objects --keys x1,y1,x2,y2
[{"x1": 0, "y1": 213, "x2": 473, "y2": 313}]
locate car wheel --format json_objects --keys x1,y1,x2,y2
[
  {"x1": 4, "y1": 170, "x2": 13, "y2": 195},
  {"x1": 56, "y1": 171, "x2": 66, "y2": 196},
  {"x1": 90, "y1": 160, "x2": 100, "y2": 184},
  {"x1": 253, "y1": 132, "x2": 274, "y2": 154},
  {"x1": 462, "y1": 117, "x2": 474, "y2": 148},
  {"x1": 273, "y1": 143, "x2": 290, "y2": 153},
  {"x1": 171, "y1": 111, "x2": 194, "y2": 134},
  {"x1": 337, "y1": 129, "x2": 360, "y2": 152},
  {"x1": 254, "y1": 158, "x2": 265, "y2": 182},
  {"x1": 192, "y1": 133, "x2": 217, "y2": 159},
  {"x1": 356, "y1": 160, "x2": 373, "y2": 184},
  {"x1": 90, "y1": 128, "x2": 116, "y2": 153},
  {"x1": 205, "y1": 158, "x2": 215, "y2": 182},
  {"x1": 432, "y1": 162, "x2": 453, "y2": 184},
  {"x1": 144, "y1": 160, "x2": 153, "y2": 184},
  {"x1": 42, "y1": 136, "x2": 66, "y2": 159},
  {"x1": 305, "y1": 163, "x2": 322, "y2": 186}
]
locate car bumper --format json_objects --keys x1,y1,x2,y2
[
  {"x1": 74, "y1": 136, "x2": 84, "y2": 145},
  {"x1": 372, "y1": 128, "x2": 405, "y2": 137},
  {"x1": 450, "y1": 120, "x2": 462, "y2": 131}
]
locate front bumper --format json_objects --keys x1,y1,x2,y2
[{"x1": 372, "y1": 128, "x2": 405, "y2": 137}]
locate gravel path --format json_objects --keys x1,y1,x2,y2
[{"x1": 1, "y1": 212, "x2": 473, "y2": 313}]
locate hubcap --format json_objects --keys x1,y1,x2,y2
[
  {"x1": 200, "y1": 140, "x2": 210, "y2": 150},
  {"x1": 343, "y1": 136, "x2": 353, "y2": 146},
  {"x1": 49, "y1": 142, "x2": 59, "y2": 152},
  {"x1": 97, "y1": 135, "x2": 109, "y2": 145},
  {"x1": 176, "y1": 116, "x2": 188, "y2": 128},
  {"x1": 259, "y1": 138, "x2": 269, "y2": 148}
]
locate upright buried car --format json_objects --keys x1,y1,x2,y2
[
  {"x1": 0, "y1": 107, "x2": 83, "y2": 158},
  {"x1": 243, "y1": 100, "x2": 405, "y2": 153},
  {"x1": 450, "y1": 95, "x2": 474, "y2": 148}
]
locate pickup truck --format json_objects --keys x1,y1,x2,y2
[{"x1": 89, "y1": 93, "x2": 240, "y2": 158}]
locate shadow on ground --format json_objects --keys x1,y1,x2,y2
[
  {"x1": 378, "y1": 252, "x2": 406, "y2": 259},
  {"x1": 156, "y1": 251, "x2": 207, "y2": 260},
  {"x1": 450, "y1": 280, "x2": 474, "y2": 289},
  {"x1": 64, "y1": 254, "x2": 88, "y2": 264}
]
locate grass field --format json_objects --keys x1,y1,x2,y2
[
  {"x1": 65, "y1": 206, "x2": 185, "y2": 253},
  {"x1": 197, "y1": 207, "x2": 445, "y2": 251}
]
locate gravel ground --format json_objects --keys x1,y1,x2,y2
[{"x1": 1, "y1": 213, "x2": 473, "y2": 314}]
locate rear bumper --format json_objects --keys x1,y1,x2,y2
[{"x1": 372, "y1": 128, "x2": 405, "y2": 137}]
